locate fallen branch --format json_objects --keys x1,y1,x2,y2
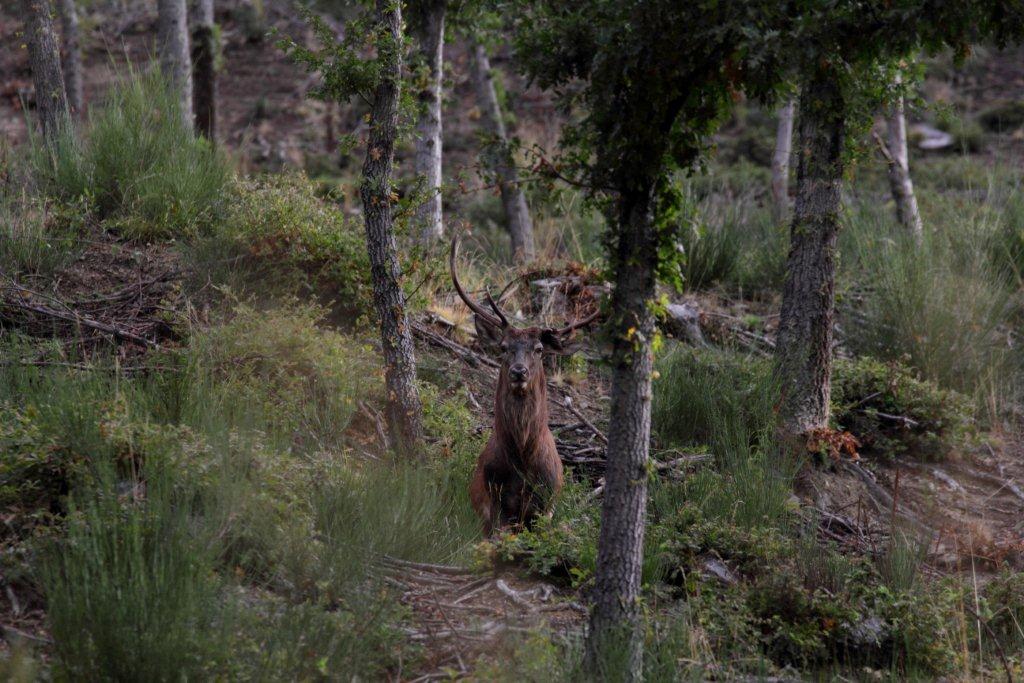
[
  {"x1": 381, "y1": 555, "x2": 477, "y2": 576},
  {"x1": 1, "y1": 293, "x2": 159, "y2": 348},
  {"x1": 561, "y1": 395, "x2": 607, "y2": 444}
]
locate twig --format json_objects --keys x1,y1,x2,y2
[
  {"x1": 1, "y1": 293, "x2": 159, "y2": 348},
  {"x1": 561, "y1": 395, "x2": 607, "y2": 444},
  {"x1": 495, "y1": 579, "x2": 535, "y2": 610},
  {"x1": 963, "y1": 605, "x2": 1014, "y2": 683},
  {"x1": 381, "y1": 556, "x2": 477, "y2": 576}
]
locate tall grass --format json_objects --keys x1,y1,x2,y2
[
  {"x1": 653, "y1": 346, "x2": 797, "y2": 528},
  {"x1": 840, "y1": 190, "x2": 1021, "y2": 414},
  {"x1": 31, "y1": 68, "x2": 232, "y2": 239},
  {"x1": 0, "y1": 192, "x2": 80, "y2": 277}
]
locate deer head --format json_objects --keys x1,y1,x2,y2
[{"x1": 450, "y1": 236, "x2": 599, "y2": 396}]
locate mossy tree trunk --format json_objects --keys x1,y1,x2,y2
[
  {"x1": 775, "y1": 72, "x2": 845, "y2": 449},
  {"x1": 583, "y1": 185, "x2": 657, "y2": 681},
  {"x1": 469, "y1": 40, "x2": 535, "y2": 264},
  {"x1": 21, "y1": 0, "x2": 70, "y2": 144},
  {"x1": 360, "y1": 0, "x2": 426, "y2": 458}
]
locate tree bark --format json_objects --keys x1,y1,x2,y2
[
  {"x1": 775, "y1": 73, "x2": 845, "y2": 449},
  {"x1": 411, "y1": 0, "x2": 445, "y2": 246},
  {"x1": 57, "y1": 0, "x2": 83, "y2": 116},
  {"x1": 469, "y1": 40, "x2": 535, "y2": 264},
  {"x1": 21, "y1": 0, "x2": 70, "y2": 143},
  {"x1": 360, "y1": 0, "x2": 425, "y2": 458},
  {"x1": 771, "y1": 97, "x2": 795, "y2": 222},
  {"x1": 156, "y1": 0, "x2": 192, "y2": 127},
  {"x1": 884, "y1": 91, "x2": 923, "y2": 240},
  {"x1": 190, "y1": 0, "x2": 217, "y2": 140},
  {"x1": 583, "y1": 186, "x2": 657, "y2": 681}
]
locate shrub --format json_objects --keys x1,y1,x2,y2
[
  {"x1": 977, "y1": 100, "x2": 1024, "y2": 132},
  {"x1": 32, "y1": 69, "x2": 232, "y2": 239},
  {"x1": 831, "y1": 357, "x2": 974, "y2": 460},
  {"x1": 193, "y1": 173, "x2": 372, "y2": 314},
  {"x1": 678, "y1": 218, "x2": 741, "y2": 290},
  {"x1": 0, "y1": 193, "x2": 83, "y2": 277},
  {"x1": 188, "y1": 301, "x2": 380, "y2": 450}
]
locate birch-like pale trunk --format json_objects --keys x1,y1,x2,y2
[
  {"x1": 771, "y1": 98, "x2": 795, "y2": 221},
  {"x1": 157, "y1": 0, "x2": 192, "y2": 127},
  {"x1": 21, "y1": 0, "x2": 70, "y2": 144},
  {"x1": 469, "y1": 40, "x2": 535, "y2": 264},
  {"x1": 412, "y1": 0, "x2": 445, "y2": 245},
  {"x1": 885, "y1": 93, "x2": 923, "y2": 240},
  {"x1": 57, "y1": 0, "x2": 83, "y2": 116}
]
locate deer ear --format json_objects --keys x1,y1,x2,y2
[
  {"x1": 474, "y1": 314, "x2": 504, "y2": 351},
  {"x1": 540, "y1": 329, "x2": 580, "y2": 355}
]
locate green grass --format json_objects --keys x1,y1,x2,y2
[
  {"x1": 0, "y1": 192, "x2": 82, "y2": 278},
  {"x1": 31, "y1": 69, "x2": 232, "y2": 240}
]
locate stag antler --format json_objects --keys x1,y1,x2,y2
[
  {"x1": 548, "y1": 306, "x2": 601, "y2": 337},
  {"x1": 450, "y1": 235, "x2": 508, "y2": 329}
]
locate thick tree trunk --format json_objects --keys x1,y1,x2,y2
[
  {"x1": 771, "y1": 98, "x2": 795, "y2": 222},
  {"x1": 57, "y1": 0, "x2": 83, "y2": 116},
  {"x1": 156, "y1": 0, "x2": 192, "y2": 127},
  {"x1": 885, "y1": 93, "x2": 923, "y2": 240},
  {"x1": 360, "y1": 0, "x2": 425, "y2": 458},
  {"x1": 190, "y1": 0, "x2": 217, "y2": 140},
  {"x1": 583, "y1": 186, "x2": 657, "y2": 681},
  {"x1": 21, "y1": 0, "x2": 70, "y2": 143},
  {"x1": 412, "y1": 0, "x2": 445, "y2": 245},
  {"x1": 775, "y1": 74, "x2": 845, "y2": 449},
  {"x1": 469, "y1": 41, "x2": 535, "y2": 264}
]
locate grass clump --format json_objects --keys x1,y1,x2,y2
[
  {"x1": 832, "y1": 356, "x2": 974, "y2": 460},
  {"x1": 32, "y1": 69, "x2": 231, "y2": 239},
  {"x1": 0, "y1": 193, "x2": 83, "y2": 278},
  {"x1": 191, "y1": 172, "x2": 372, "y2": 314},
  {"x1": 188, "y1": 301, "x2": 380, "y2": 450}
]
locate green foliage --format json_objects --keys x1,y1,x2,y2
[
  {"x1": 40, "y1": 460, "x2": 227, "y2": 681},
  {"x1": 189, "y1": 302, "x2": 380, "y2": 450},
  {"x1": 977, "y1": 100, "x2": 1024, "y2": 132},
  {"x1": 31, "y1": 70, "x2": 232, "y2": 239},
  {"x1": 0, "y1": 193, "x2": 83, "y2": 277},
  {"x1": 676, "y1": 212, "x2": 740, "y2": 291},
  {"x1": 832, "y1": 357, "x2": 974, "y2": 460}
]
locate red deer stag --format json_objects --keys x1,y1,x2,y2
[{"x1": 451, "y1": 236, "x2": 599, "y2": 535}]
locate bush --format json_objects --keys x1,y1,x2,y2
[
  {"x1": 192, "y1": 173, "x2": 373, "y2": 314},
  {"x1": 832, "y1": 357, "x2": 974, "y2": 460},
  {"x1": 977, "y1": 100, "x2": 1024, "y2": 132},
  {"x1": 32, "y1": 69, "x2": 232, "y2": 239},
  {"x1": 188, "y1": 301, "x2": 380, "y2": 450},
  {"x1": 0, "y1": 193, "x2": 83, "y2": 277}
]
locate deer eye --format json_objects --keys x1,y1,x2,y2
[
  {"x1": 534, "y1": 344, "x2": 543, "y2": 354},
  {"x1": 500, "y1": 342, "x2": 509, "y2": 351}
]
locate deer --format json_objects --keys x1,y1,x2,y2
[{"x1": 450, "y1": 236, "x2": 599, "y2": 536}]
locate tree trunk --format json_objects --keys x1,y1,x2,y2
[
  {"x1": 21, "y1": 0, "x2": 70, "y2": 143},
  {"x1": 583, "y1": 186, "x2": 657, "y2": 681},
  {"x1": 771, "y1": 97, "x2": 795, "y2": 222},
  {"x1": 412, "y1": 0, "x2": 445, "y2": 246},
  {"x1": 469, "y1": 40, "x2": 535, "y2": 264},
  {"x1": 775, "y1": 74, "x2": 845, "y2": 449},
  {"x1": 885, "y1": 92, "x2": 923, "y2": 240},
  {"x1": 360, "y1": 0, "x2": 425, "y2": 458},
  {"x1": 57, "y1": 0, "x2": 83, "y2": 116},
  {"x1": 156, "y1": 0, "x2": 192, "y2": 127},
  {"x1": 190, "y1": 0, "x2": 217, "y2": 140}
]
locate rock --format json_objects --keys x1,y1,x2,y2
[
  {"x1": 848, "y1": 615, "x2": 887, "y2": 647},
  {"x1": 700, "y1": 557, "x2": 738, "y2": 585},
  {"x1": 908, "y1": 123, "x2": 954, "y2": 151},
  {"x1": 663, "y1": 302, "x2": 705, "y2": 346}
]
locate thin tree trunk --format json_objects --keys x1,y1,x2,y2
[
  {"x1": 190, "y1": 0, "x2": 216, "y2": 140},
  {"x1": 360, "y1": 0, "x2": 425, "y2": 458},
  {"x1": 156, "y1": 0, "x2": 192, "y2": 127},
  {"x1": 583, "y1": 186, "x2": 657, "y2": 681},
  {"x1": 885, "y1": 91, "x2": 923, "y2": 240},
  {"x1": 775, "y1": 73, "x2": 845, "y2": 449},
  {"x1": 412, "y1": 0, "x2": 445, "y2": 245},
  {"x1": 57, "y1": 0, "x2": 83, "y2": 116},
  {"x1": 771, "y1": 97, "x2": 795, "y2": 222},
  {"x1": 469, "y1": 40, "x2": 535, "y2": 264},
  {"x1": 21, "y1": 0, "x2": 70, "y2": 143}
]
